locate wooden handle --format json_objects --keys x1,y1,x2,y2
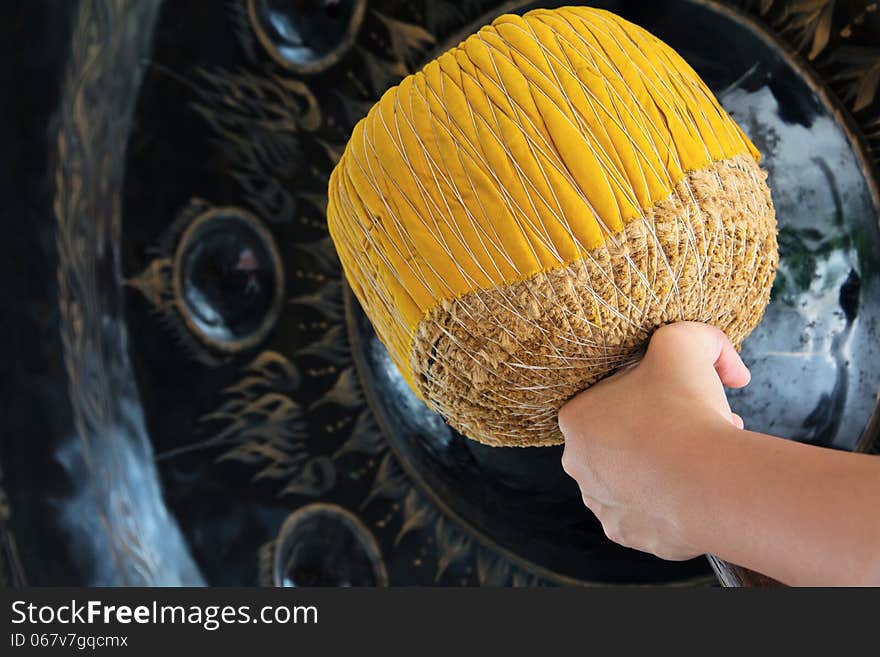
[{"x1": 707, "y1": 555, "x2": 784, "y2": 587}]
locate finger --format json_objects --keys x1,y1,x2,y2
[
  {"x1": 610, "y1": 358, "x2": 640, "y2": 379},
  {"x1": 713, "y1": 332, "x2": 751, "y2": 389},
  {"x1": 581, "y1": 493, "x2": 602, "y2": 514},
  {"x1": 647, "y1": 322, "x2": 750, "y2": 388},
  {"x1": 730, "y1": 412, "x2": 744, "y2": 429},
  {"x1": 582, "y1": 497, "x2": 605, "y2": 523}
]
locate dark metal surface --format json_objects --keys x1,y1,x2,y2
[{"x1": 2, "y1": 0, "x2": 878, "y2": 587}]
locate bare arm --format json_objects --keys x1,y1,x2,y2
[
  {"x1": 680, "y1": 424, "x2": 880, "y2": 586},
  {"x1": 558, "y1": 321, "x2": 880, "y2": 586}
]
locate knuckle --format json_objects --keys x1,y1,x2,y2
[
  {"x1": 560, "y1": 446, "x2": 576, "y2": 477},
  {"x1": 653, "y1": 547, "x2": 686, "y2": 562},
  {"x1": 651, "y1": 323, "x2": 685, "y2": 351},
  {"x1": 581, "y1": 494, "x2": 602, "y2": 516},
  {"x1": 651, "y1": 322, "x2": 677, "y2": 343},
  {"x1": 604, "y1": 527, "x2": 623, "y2": 546},
  {"x1": 652, "y1": 321, "x2": 708, "y2": 346},
  {"x1": 557, "y1": 399, "x2": 579, "y2": 437},
  {"x1": 601, "y1": 518, "x2": 623, "y2": 545}
]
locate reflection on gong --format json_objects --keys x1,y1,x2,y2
[
  {"x1": 273, "y1": 504, "x2": 388, "y2": 587},
  {"x1": 248, "y1": 0, "x2": 367, "y2": 73},
  {"x1": 173, "y1": 207, "x2": 285, "y2": 352}
]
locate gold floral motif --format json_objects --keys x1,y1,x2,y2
[{"x1": 831, "y1": 46, "x2": 880, "y2": 111}]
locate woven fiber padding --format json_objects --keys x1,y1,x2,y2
[{"x1": 327, "y1": 6, "x2": 778, "y2": 447}]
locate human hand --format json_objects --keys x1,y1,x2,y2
[{"x1": 558, "y1": 321, "x2": 751, "y2": 561}]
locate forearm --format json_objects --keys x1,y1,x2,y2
[{"x1": 674, "y1": 425, "x2": 880, "y2": 586}]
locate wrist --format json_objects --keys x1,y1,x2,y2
[{"x1": 662, "y1": 419, "x2": 745, "y2": 558}]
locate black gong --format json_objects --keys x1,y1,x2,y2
[{"x1": 2, "y1": 0, "x2": 878, "y2": 587}]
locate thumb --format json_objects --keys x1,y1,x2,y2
[{"x1": 645, "y1": 322, "x2": 751, "y2": 389}]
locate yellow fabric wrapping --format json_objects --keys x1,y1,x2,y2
[{"x1": 327, "y1": 6, "x2": 760, "y2": 392}]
